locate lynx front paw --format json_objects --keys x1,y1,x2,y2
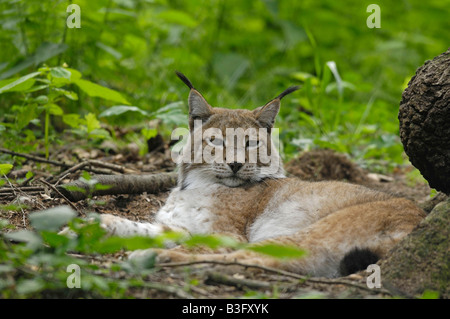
[
  {"x1": 99, "y1": 214, "x2": 142, "y2": 236},
  {"x1": 155, "y1": 249, "x2": 192, "y2": 263},
  {"x1": 100, "y1": 214, "x2": 121, "y2": 230}
]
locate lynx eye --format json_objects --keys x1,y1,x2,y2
[
  {"x1": 246, "y1": 140, "x2": 260, "y2": 149},
  {"x1": 206, "y1": 137, "x2": 224, "y2": 147}
]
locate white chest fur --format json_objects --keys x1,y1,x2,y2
[{"x1": 155, "y1": 186, "x2": 218, "y2": 234}]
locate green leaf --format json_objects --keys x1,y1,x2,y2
[
  {"x1": 151, "y1": 102, "x2": 187, "y2": 126},
  {"x1": 85, "y1": 113, "x2": 101, "y2": 133},
  {"x1": 152, "y1": 101, "x2": 184, "y2": 115},
  {"x1": 0, "y1": 42, "x2": 67, "y2": 80},
  {"x1": 94, "y1": 183, "x2": 112, "y2": 191},
  {"x1": 290, "y1": 72, "x2": 320, "y2": 86},
  {"x1": 421, "y1": 290, "x2": 440, "y2": 299},
  {"x1": 0, "y1": 72, "x2": 41, "y2": 94},
  {"x1": 141, "y1": 128, "x2": 158, "y2": 140},
  {"x1": 155, "y1": 110, "x2": 186, "y2": 126},
  {"x1": 0, "y1": 77, "x2": 35, "y2": 93},
  {"x1": 73, "y1": 79, "x2": 129, "y2": 105},
  {"x1": 16, "y1": 279, "x2": 45, "y2": 295},
  {"x1": 40, "y1": 231, "x2": 71, "y2": 248},
  {"x1": 25, "y1": 171, "x2": 34, "y2": 179},
  {"x1": 93, "y1": 236, "x2": 159, "y2": 254},
  {"x1": 63, "y1": 113, "x2": 82, "y2": 128},
  {"x1": 29, "y1": 206, "x2": 77, "y2": 232},
  {"x1": 0, "y1": 203, "x2": 28, "y2": 212},
  {"x1": 4, "y1": 230, "x2": 42, "y2": 245},
  {"x1": 158, "y1": 10, "x2": 198, "y2": 27},
  {"x1": 88, "y1": 128, "x2": 110, "y2": 139},
  {"x1": 96, "y1": 42, "x2": 123, "y2": 60},
  {"x1": 99, "y1": 105, "x2": 149, "y2": 118},
  {"x1": 81, "y1": 171, "x2": 92, "y2": 181},
  {"x1": 25, "y1": 84, "x2": 49, "y2": 93},
  {"x1": 184, "y1": 234, "x2": 241, "y2": 249},
  {"x1": 50, "y1": 67, "x2": 72, "y2": 80},
  {"x1": 54, "y1": 88, "x2": 78, "y2": 100},
  {"x1": 247, "y1": 243, "x2": 306, "y2": 259},
  {"x1": 46, "y1": 103, "x2": 64, "y2": 116},
  {"x1": 61, "y1": 185, "x2": 86, "y2": 194},
  {"x1": 16, "y1": 104, "x2": 39, "y2": 130},
  {"x1": 65, "y1": 68, "x2": 82, "y2": 81},
  {"x1": 34, "y1": 95, "x2": 49, "y2": 104},
  {"x1": 0, "y1": 163, "x2": 13, "y2": 175}
]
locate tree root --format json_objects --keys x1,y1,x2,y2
[{"x1": 56, "y1": 172, "x2": 177, "y2": 202}]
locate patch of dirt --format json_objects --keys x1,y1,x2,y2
[
  {"x1": 285, "y1": 149, "x2": 369, "y2": 184},
  {"x1": 285, "y1": 149, "x2": 432, "y2": 206},
  {"x1": 0, "y1": 146, "x2": 440, "y2": 299}
]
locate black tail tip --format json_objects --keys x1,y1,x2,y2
[
  {"x1": 339, "y1": 248, "x2": 380, "y2": 276},
  {"x1": 175, "y1": 71, "x2": 194, "y2": 90}
]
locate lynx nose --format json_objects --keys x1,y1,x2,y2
[{"x1": 228, "y1": 162, "x2": 243, "y2": 174}]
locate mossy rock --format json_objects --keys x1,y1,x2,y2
[{"x1": 381, "y1": 199, "x2": 449, "y2": 298}]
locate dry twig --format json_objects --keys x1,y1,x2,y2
[
  {"x1": 38, "y1": 179, "x2": 79, "y2": 212},
  {"x1": 0, "y1": 147, "x2": 68, "y2": 167}
]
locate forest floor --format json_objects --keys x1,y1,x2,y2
[{"x1": 0, "y1": 137, "x2": 436, "y2": 299}]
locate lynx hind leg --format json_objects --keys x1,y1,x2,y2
[
  {"x1": 274, "y1": 197, "x2": 426, "y2": 277},
  {"x1": 148, "y1": 198, "x2": 425, "y2": 277}
]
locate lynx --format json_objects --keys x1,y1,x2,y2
[{"x1": 99, "y1": 72, "x2": 425, "y2": 278}]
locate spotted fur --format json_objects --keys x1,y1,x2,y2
[{"x1": 99, "y1": 73, "x2": 425, "y2": 278}]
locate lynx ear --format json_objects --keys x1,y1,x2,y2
[
  {"x1": 176, "y1": 71, "x2": 213, "y2": 128},
  {"x1": 253, "y1": 100, "x2": 280, "y2": 129},
  {"x1": 188, "y1": 89, "x2": 213, "y2": 121},
  {"x1": 254, "y1": 86, "x2": 299, "y2": 128}
]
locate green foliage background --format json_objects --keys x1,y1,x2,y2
[{"x1": 0, "y1": 0, "x2": 449, "y2": 167}]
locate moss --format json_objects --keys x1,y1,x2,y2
[{"x1": 381, "y1": 199, "x2": 449, "y2": 298}]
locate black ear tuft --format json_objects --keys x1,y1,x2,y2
[
  {"x1": 339, "y1": 247, "x2": 380, "y2": 276},
  {"x1": 175, "y1": 71, "x2": 195, "y2": 90},
  {"x1": 275, "y1": 85, "x2": 300, "y2": 100}
]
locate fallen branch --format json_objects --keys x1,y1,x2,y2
[
  {"x1": 56, "y1": 172, "x2": 177, "y2": 202},
  {"x1": 50, "y1": 160, "x2": 138, "y2": 184},
  {"x1": 0, "y1": 147, "x2": 68, "y2": 167},
  {"x1": 0, "y1": 147, "x2": 133, "y2": 178},
  {"x1": 0, "y1": 186, "x2": 45, "y2": 194}
]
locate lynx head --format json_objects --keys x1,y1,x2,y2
[{"x1": 174, "y1": 71, "x2": 298, "y2": 189}]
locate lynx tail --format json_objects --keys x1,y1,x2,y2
[{"x1": 338, "y1": 247, "x2": 380, "y2": 276}]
